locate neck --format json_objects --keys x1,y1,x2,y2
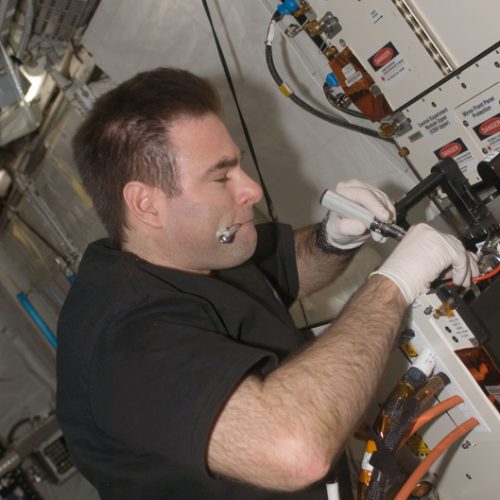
[{"x1": 121, "y1": 231, "x2": 210, "y2": 275}]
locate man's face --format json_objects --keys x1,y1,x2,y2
[{"x1": 157, "y1": 113, "x2": 263, "y2": 273}]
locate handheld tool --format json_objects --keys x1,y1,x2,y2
[{"x1": 320, "y1": 189, "x2": 407, "y2": 241}]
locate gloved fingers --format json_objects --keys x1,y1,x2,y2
[
  {"x1": 438, "y1": 233, "x2": 479, "y2": 287},
  {"x1": 323, "y1": 212, "x2": 368, "y2": 249},
  {"x1": 370, "y1": 230, "x2": 388, "y2": 244},
  {"x1": 451, "y1": 251, "x2": 479, "y2": 287},
  {"x1": 334, "y1": 217, "x2": 368, "y2": 237},
  {"x1": 371, "y1": 223, "x2": 476, "y2": 305},
  {"x1": 336, "y1": 180, "x2": 396, "y2": 222}
]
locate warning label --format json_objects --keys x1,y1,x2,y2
[
  {"x1": 473, "y1": 113, "x2": 500, "y2": 151},
  {"x1": 433, "y1": 137, "x2": 475, "y2": 176},
  {"x1": 417, "y1": 107, "x2": 452, "y2": 136},
  {"x1": 368, "y1": 41, "x2": 411, "y2": 85},
  {"x1": 456, "y1": 85, "x2": 500, "y2": 153}
]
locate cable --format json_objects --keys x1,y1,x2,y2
[
  {"x1": 394, "y1": 417, "x2": 479, "y2": 500},
  {"x1": 400, "y1": 395, "x2": 464, "y2": 447},
  {"x1": 202, "y1": 0, "x2": 277, "y2": 221},
  {"x1": 444, "y1": 261, "x2": 500, "y2": 287},
  {"x1": 473, "y1": 262, "x2": 500, "y2": 282},
  {"x1": 265, "y1": 17, "x2": 393, "y2": 142}
]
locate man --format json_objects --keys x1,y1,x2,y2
[{"x1": 56, "y1": 68, "x2": 477, "y2": 500}]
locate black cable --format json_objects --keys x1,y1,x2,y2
[
  {"x1": 202, "y1": 0, "x2": 277, "y2": 221},
  {"x1": 265, "y1": 41, "x2": 392, "y2": 142},
  {"x1": 268, "y1": 11, "x2": 425, "y2": 192}
]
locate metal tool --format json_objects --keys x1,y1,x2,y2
[
  {"x1": 320, "y1": 189, "x2": 407, "y2": 241},
  {"x1": 216, "y1": 223, "x2": 242, "y2": 244}
]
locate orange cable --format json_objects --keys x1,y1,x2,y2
[
  {"x1": 445, "y1": 261, "x2": 500, "y2": 286},
  {"x1": 472, "y1": 262, "x2": 500, "y2": 282},
  {"x1": 401, "y1": 395, "x2": 464, "y2": 446},
  {"x1": 394, "y1": 417, "x2": 479, "y2": 500}
]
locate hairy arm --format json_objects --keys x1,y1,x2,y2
[
  {"x1": 294, "y1": 225, "x2": 357, "y2": 299},
  {"x1": 207, "y1": 275, "x2": 407, "y2": 491}
]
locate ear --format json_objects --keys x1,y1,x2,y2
[{"x1": 122, "y1": 181, "x2": 163, "y2": 229}]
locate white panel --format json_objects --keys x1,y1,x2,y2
[
  {"x1": 295, "y1": 0, "x2": 500, "y2": 181},
  {"x1": 398, "y1": 52, "x2": 500, "y2": 183},
  {"x1": 306, "y1": 0, "x2": 446, "y2": 109},
  {"x1": 348, "y1": 292, "x2": 500, "y2": 499}
]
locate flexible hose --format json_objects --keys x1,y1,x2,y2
[
  {"x1": 401, "y1": 395, "x2": 464, "y2": 445},
  {"x1": 264, "y1": 22, "x2": 392, "y2": 142},
  {"x1": 363, "y1": 366, "x2": 430, "y2": 500},
  {"x1": 394, "y1": 417, "x2": 479, "y2": 500}
]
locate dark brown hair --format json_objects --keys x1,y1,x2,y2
[{"x1": 72, "y1": 67, "x2": 221, "y2": 245}]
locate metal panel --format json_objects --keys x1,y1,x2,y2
[
  {"x1": 0, "y1": 0, "x2": 18, "y2": 43},
  {"x1": 33, "y1": 0, "x2": 99, "y2": 41},
  {"x1": 397, "y1": 51, "x2": 500, "y2": 184},
  {"x1": 306, "y1": 0, "x2": 447, "y2": 110},
  {"x1": 406, "y1": 0, "x2": 500, "y2": 66}
]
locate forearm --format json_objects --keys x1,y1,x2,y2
[
  {"x1": 294, "y1": 225, "x2": 356, "y2": 298},
  {"x1": 208, "y1": 275, "x2": 407, "y2": 490}
]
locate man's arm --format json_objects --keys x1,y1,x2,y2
[
  {"x1": 294, "y1": 224, "x2": 356, "y2": 299},
  {"x1": 207, "y1": 224, "x2": 478, "y2": 492},
  {"x1": 208, "y1": 274, "x2": 405, "y2": 491}
]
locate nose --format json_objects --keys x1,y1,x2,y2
[{"x1": 236, "y1": 169, "x2": 263, "y2": 206}]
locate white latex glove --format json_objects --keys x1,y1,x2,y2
[
  {"x1": 325, "y1": 179, "x2": 396, "y2": 249},
  {"x1": 371, "y1": 223, "x2": 479, "y2": 305}
]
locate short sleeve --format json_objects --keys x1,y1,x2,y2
[
  {"x1": 252, "y1": 223, "x2": 299, "y2": 307},
  {"x1": 89, "y1": 310, "x2": 278, "y2": 477}
]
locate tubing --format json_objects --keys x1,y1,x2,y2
[
  {"x1": 265, "y1": 19, "x2": 391, "y2": 142},
  {"x1": 16, "y1": 292, "x2": 57, "y2": 350},
  {"x1": 401, "y1": 395, "x2": 464, "y2": 447},
  {"x1": 394, "y1": 417, "x2": 479, "y2": 500}
]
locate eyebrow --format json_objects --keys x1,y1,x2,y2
[{"x1": 205, "y1": 150, "x2": 245, "y2": 176}]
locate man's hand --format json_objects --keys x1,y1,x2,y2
[
  {"x1": 372, "y1": 223, "x2": 479, "y2": 305},
  {"x1": 324, "y1": 179, "x2": 395, "y2": 249}
]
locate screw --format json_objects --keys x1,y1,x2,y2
[
  {"x1": 424, "y1": 306, "x2": 433, "y2": 315},
  {"x1": 400, "y1": 328, "x2": 415, "y2": 341},
  {"x1": 463, "y1": 120, "x2": 469, "y2": 127}
]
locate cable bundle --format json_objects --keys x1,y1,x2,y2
[{"x1": 357, "y1": 359, "x2": 479, "y2": 500}]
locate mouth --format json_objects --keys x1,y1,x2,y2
[{"x1": 216, "y1": 219, "x2": 254, "y2": 244}]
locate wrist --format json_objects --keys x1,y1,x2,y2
[
  {"x1": 314, "y1": 220, "x2": 360, "y2": 256},
  {"x1": 369, "y1": 270, "x2": 413, "y2": 306}
]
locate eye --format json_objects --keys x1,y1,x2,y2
[{"x1": 215, "y1": 174, "x2": 230, "y2": 183}]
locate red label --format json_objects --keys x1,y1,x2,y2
[
  {"x1": 373, "y1": 47, "x2": 394, "y2": 67},
  {"x1": 479, "y1": 117, "x2": 500, "y2": 136},
  {"x1": 439, "y1": 142, "x2": 462, "y2": 158}
]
